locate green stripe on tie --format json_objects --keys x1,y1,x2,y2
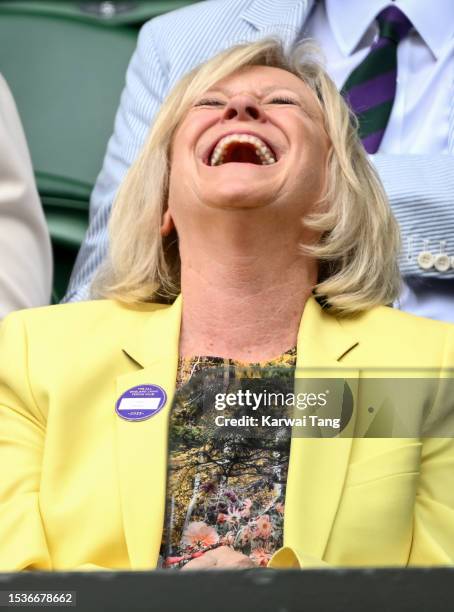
[
  {"x1": 356, "y1": 100, "x2": 394, "y2": 138},
  {"x1": 341, "y1": 45, "x2": 396, "y2": 91}
]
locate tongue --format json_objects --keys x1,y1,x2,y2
[{"x1": 224, "y1": 143, "x2": 260, "y2": 164}]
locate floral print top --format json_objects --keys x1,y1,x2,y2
[{"x1": 159, "y1": 348, "x2": 297, "y2": 569}]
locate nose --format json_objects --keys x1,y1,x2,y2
[{"x1": 222, "y1": 95, "x2": 265, "y2": 122}]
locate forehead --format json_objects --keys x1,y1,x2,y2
[{"x1": 205, "y1": 65, "x2": 314, "y2": 100}]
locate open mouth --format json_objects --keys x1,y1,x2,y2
[{"x1": 207, "y1": 133, "x2": 277, "y2": 166}]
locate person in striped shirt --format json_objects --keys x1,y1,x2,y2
[{"x1": 64, "y1": 0, "x2": 454, "y2": 322}]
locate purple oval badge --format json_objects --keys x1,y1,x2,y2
[{"x1": 116, "y1": 384, "x2": 167, "y2": 422}]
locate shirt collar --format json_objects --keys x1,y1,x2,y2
[
  {"x1": 401, "y1": 0, "x2": 454, "y2": 59},
  {"x1": 325, "y1": 0, "x2": 454, "y2": 59}
]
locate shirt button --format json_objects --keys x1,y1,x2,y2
[
  {"x1": 417, "y1": 251, "x2": 434, "y2": 270},
  {"x1": 434, "y1": 254, "x2": 450, "y2": 272}
]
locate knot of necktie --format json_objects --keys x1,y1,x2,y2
[{"x1": 376, "y1": 5, "x2": 413, "y2": 45}]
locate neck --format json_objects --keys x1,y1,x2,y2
[{"x1": 178, "y1": 229, "x2": 317, "y2": 361}]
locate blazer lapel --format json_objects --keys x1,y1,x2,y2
[
  {"x1": 285, "y1": 298, "x2": 360, "y2": 561},
  {"x1": 115, "y1": 296, "x2": 182, "y2": 569}
]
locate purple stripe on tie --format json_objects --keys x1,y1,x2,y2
[
  {"x1": 361, "y1": 129, "x2": 385, "y2": 154},
  {"x1": 344, "y1": 71, "x2": 396, "y2": 113}
]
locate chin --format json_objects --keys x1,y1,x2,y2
[
  {"x1": 204, "y1": 184, "x2": 274, "y2": 210},
  {"x1": 210, "y1": 195, "x2": 271, "y2": 210}
]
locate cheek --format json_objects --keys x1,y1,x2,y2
[
  {"x1": 170, "y1": 124, "x2": 200, "y2": 173},
  {"x1": 167, "y1": 159, "x2": 185, "y2": 210},
  {"x1": 169, "y1": 146, "x2": 192, "y2": 190},
  {"x1": 298, "y1": 126, "x2": 329, "y2": 167},
  {"x1": 169, "y1": 122, "x2": 192, "y2": 165},
  {"x1": 167, "y1": 150, "x2": 197, "y2": 216},
  {"x1": 291, "y1": 134, "x2": 329, "y2": 196}
]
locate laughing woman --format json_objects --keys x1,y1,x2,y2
[{"x1": 1, "y1": 39, "x2": 454, "y2": 571}]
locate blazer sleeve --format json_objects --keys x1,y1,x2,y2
[
  {"x1": 0, "y1": 313, "x2": 109, "y2": 571},
  {"x1": 268, "y1": 547, "x2": 329, "y2": 569},
  {"x1": 371, "y1": 154, "x2": 454, "y2": 279},
  {"x1": 0, "y1": 311, "x2": 52, "y2": 569}
]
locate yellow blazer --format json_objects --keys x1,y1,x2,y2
[{"x1": 0, "y1": 295, "x2": 454, "y2": 571}]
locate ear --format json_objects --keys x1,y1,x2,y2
[{"x1": 160, "y1": 209, "x2": 175, "y2": 237}]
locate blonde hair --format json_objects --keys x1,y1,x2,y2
[{"x1": 93, "y1": 38, "x2": 401, "y2": 316}]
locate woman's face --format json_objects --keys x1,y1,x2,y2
[{"x1": 167, "y1": 64, "x2": 330, "y2": 229}]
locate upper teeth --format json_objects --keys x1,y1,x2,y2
[{"x1": 209, "y1": 134, "x2": 276, "y2": 166}]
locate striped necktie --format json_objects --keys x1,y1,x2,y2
[{"x1": 341, "y1": 5, "x2": 413, "y2": 153}]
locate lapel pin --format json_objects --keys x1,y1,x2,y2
[{"x1": 116, "y1": 384, "x2": 167, "y2": 422}]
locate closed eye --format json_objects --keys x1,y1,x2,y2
[
  {"x1": 194, "y1": 98, "x2": 225, "y2": 107},
  {"x1": 268, "y1": 96, "x2": 299, "y2": 105}
]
